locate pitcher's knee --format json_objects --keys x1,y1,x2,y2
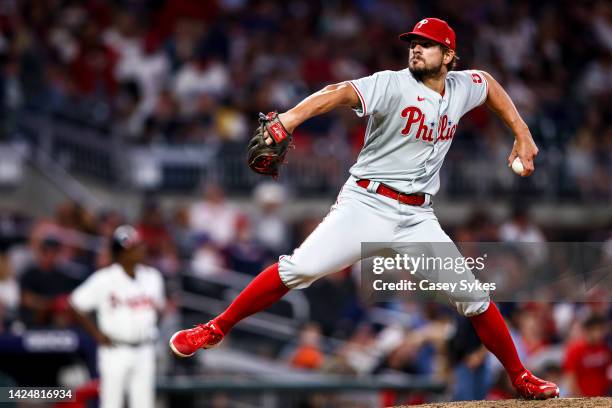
[
  {"x1": 278, "y1": 255, "x2": 327, "y2": 289},
  {"x1": 455, "y1": 300, "x2": 490, "y2": 317}
]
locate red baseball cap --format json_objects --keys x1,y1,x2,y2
[{"x1": 399, "y1": 18, "x2": 456, "y2": 51}]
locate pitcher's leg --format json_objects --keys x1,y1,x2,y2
[
  {"x1": 217, "y1": 196, "x2": 392, "y2": 333},
  {"x1": 468, "y1": 302, "x2": 524, "y2": 381},
  {"x1": 395, "y1": 213, "x2": 558, "y2": 398},
  {"x1": 278, "y1": 196, "x2": 394, "y2": 289},
  {"x1": 171, "y1": 189, "x2": 396, "y2": 356},
  {"x1": 394, "y1": 216, "x2": 519, "y2": 374},
  {"x1": 214, "y1": 262, "x2": 288, "y2": 334},
  {"x1": 393, "y1": 214, "x2": 489, "y2": 316},
  {"x1": 169, "y1": 262, "x2": 286, "y2": 357}
]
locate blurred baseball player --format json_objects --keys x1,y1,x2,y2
[
  {"x1": 171, "y1": 18, "x2": 559, "y2": 399},
  {"x1": 71, "y1": 225, "x2": 165, "y2": 408}
]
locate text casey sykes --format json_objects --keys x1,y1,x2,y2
[{"x1": 372, "y1": 279, "x2": 496, "y2": 292}]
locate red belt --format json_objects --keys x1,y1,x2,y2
[{"x1": 356, "y1": 179, "x2": 425, "y2": 206}]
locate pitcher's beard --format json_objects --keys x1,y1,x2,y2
[{"x1": 409, "y1": 61, "x2": 444, "y2": 82}]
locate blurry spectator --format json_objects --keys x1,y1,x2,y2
[
  {"x1": 215, "y1": 106, "x2": 248, "y2": 141},
  {"x1": 189, "y1": 183, "x2": 239, "y2": 248},
  {"x1": 489, "y1": 7, "x2": 536, "y2": 73},
  {"x1": 553, "y1": 302, "x2": 576, "y2": 341},
  {"x1": 0, "y1": 0, "x2": 608, "y2": 204},
  {"x1": 0, "y1": 244, "x2": 19, "y2": 331},
  {"x1": 163, "y1": 16, "x2": 206, "y2": 71},
  {"x1": 224, "y1": 215, "x2": 267, "y2": 276},
  {"x1": 322, "y1": 3, "x2": 362, "y2": 39},
  {"x1": 103, "y1": 9, "x2": 144, "y2": 66},
  {"x1": 170, "y1": 206, "x2": 195, "y2": 259},
  {"x1": 499, "y1": 204, "x2": 545, "y2": 243},
  {"x1": 19, "y1": 236, "x2": 81, "y2": 327},
  {"x1": 108, "y1": 10, "x2": 170, "y2": 119},
  {"x1": 515, "y1": 306, "x2": 549, "y2": 357},
  {"x1": 252, "y1": 182, "x2": 289, "y2": 253},
  {"x1": 563, "y1": 314, "x2": 611, "y2": 397},
  {"x1": 503, "y1": 73, "x2": 538, "y2": 122},
  {"x1": 448, "y1": 318, "x2": 492, "y2": 401},
  {"x1": 69, "y1": 22, "x2": 118, "y2": 97},
  {"x1": 567, "y1": 129, "x2": 597, "y2": 196},
  {"x1": 0, "y1": 212, "x2": 31, "y2": 277},
  {"x1": 95, "y1": 209, "x2": 124, "y2": 268},
  {"x1": 383, "y1": 305, "x2": 453, "y2": 377},
  {"x1": 324, "y1": 324, "x2": 377, "y2": 375},
  {"x1": 143, "y1": 89, "x2": 181, "y2": 143},
  {"x1": 136, "y1": 201, "x2": 179, "y2": 276},
  {"x1": 593, "y1": 1, "x2": 612, "y2": 53},
  {"x1": 30, "y1": 201, "x2": 98, "y2": 271},
  {"x1": 453, "y1": 210, "x2": 499, "y2": 242},
  {"x1": 580, "y1": 53, "x2": 612, "y2": 99},
  {"x1": 304, "y1": 269, "x2": 358, "y2": 338},
  {"x1": 3, "y1": 59, "x2": 23, "y2": 110},
  {"x1": 97, "y1": 210, "x2": 124, "y2": 239},
  {"x1": 300, "y1": 41, "x2": 333, "y2": 88},
  {"x1": 114, "y1": 80, "x2": 144, "y2": 141},
  {"x1": 173, "y1": 56, "x2": 229, "y2": 115},
  {"x1": 499, "y1": 204, "x2": 547, "y2": 266},
  {"x1": 289, "y1": 323, "x2": 324, "y2": 370},
  {"x1": 191, "y1": 238, "x2": 226, "y2": 277}
]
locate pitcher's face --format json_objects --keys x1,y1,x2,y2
[{"x1": 408, "y1": 38, "x2": 447, "y2": 80}]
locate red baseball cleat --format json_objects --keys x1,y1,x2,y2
[
  {"x1": 169, "y1": 321, "x2": 224, "y2": 357},
  {"x1": 513, "y1": 370, "x2": 560, "y2": 400}
]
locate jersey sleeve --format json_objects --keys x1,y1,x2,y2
[
  {"x1": 454, "y1": 70, "x2": 489, "y2": 117},
  {"x1": 349, "y1": 70, "x2": 400, "y2": 117},
  {"x1": 69, "y1": 271, "x2": 105, "y2": 312}
]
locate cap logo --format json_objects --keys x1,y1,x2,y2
[
  {"x1": 416, "y1": 19, "x2": 429, "y2": 29},
  {"x1": 445, "y1": 38, "x2": 450, "y2": 44}
]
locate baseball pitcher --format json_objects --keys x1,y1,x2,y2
[
  {"x1": 71, "y1": 226, "x2": 165, "y2": 408},
  {"x1": 171, "y1": 18, "x2": 559, "y2": 400}
]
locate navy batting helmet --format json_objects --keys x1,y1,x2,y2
[{"x1": 111, "y1": 225, "x2": 142, "y2": 258}]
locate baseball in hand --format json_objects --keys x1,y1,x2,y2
[{"x1": 511, "y1": 157, "x2": 524, "y2": 175}]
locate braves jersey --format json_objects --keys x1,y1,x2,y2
[
  {"x1": 70, "y1": 263, "x2": 165, "y2": 343},
  {"x1": 348, "y1": 68, "x2": 488, "y2": 195}
]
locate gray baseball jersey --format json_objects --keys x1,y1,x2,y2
[{"x1": 348, "y1": 68, "x2": 488, "y2": 195}]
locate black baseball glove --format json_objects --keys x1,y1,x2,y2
[{"x1": 247, "y1": 112, "x2": 292, "y2": 177}]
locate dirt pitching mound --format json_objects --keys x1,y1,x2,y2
[{"x1": 395, "y1": 397, "x2": 611, "y2": 408}]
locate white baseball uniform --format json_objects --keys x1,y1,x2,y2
[
  {"x1": 278, "y1": 68, "x2": 491, "y2": 316},
  {"x1": 70, "y1": 263, "x2": 165, "y2": 408}
]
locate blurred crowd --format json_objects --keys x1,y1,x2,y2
[
  {"x1": 0, "y1": 0, "x2": 610, "y2": 198},
  {"x1": 0, "y1": 182, "x2": 610, "y2": 402},
  {"x1": 0, "y1": 0, "x2": 610, "y2": 404},
  {"x1": 0, "y1": 182, "x2": 293, "y2": 331}
]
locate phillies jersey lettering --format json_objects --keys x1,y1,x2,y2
[
  {"x1": 348, "y1": 69, "x2": 487, "y2": 195},
  {"x1": 109, "y1": 293, "x2": 156, "y2": 309},
  {"x1": 400, "y1": 107, "x2": 457, "y2": 141},
  {"x1": 70, "y1": 263, "x2": 165, "y2": 343}
]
